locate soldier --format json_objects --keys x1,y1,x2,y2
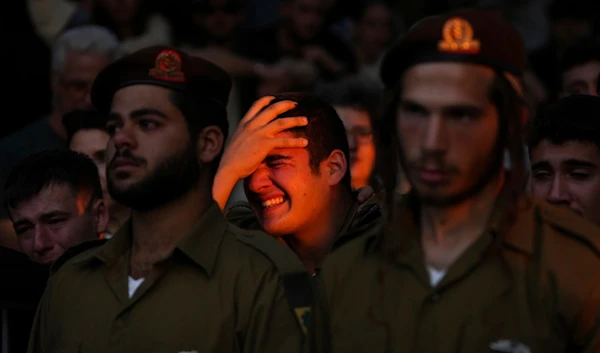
[
  {"x1": 314, "y1": 9, "x2": 600, "y2": 353},
  {"x1": 212, "y1": 92, "x2": 383, "y2": 276},
  {"x1": 528, "y1": 95, "x2": 600, "y2": 225},
  {"x1": 27, "y1": 46, "x2": 304, "y2": 353}
]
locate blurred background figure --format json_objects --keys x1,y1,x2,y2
[
  {"x1": 63, "y1": 109, "x2": 130, "y2": 236},
  {"x1": 558, "y1": 35, "x2": 600, "y2": 97},
  {"x1": 0, "y1": 25, "x2": 119, "y2": 251},
  {"x1": 316, "y1": 77, "x2": 382, "y2": 190}
]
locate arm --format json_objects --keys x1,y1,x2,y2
[
  {"x1": 571, "y1": 283, "x2": 600, "y2": 352},
  {"x1": 243, "y1": 268, "x2": 304, "y2": 353}
]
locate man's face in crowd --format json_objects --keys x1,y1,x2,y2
[
  {"x1": 561, "y1": 60, "x2": 600, "y2": 97},
  {"x1": 283, "y1": 0, "x2": 326, "y2": 42},
  {"x1": 52, "y1": 51, "x2": 111, "y2": 115},
  {"x1": 397, "y1": 62, "x2": 501, "y2": 206},
  {"x1": 530, "y1": 139, "x2": 600, "y2": 225},
  {"x1": 9, "y1": 183, "x2": 107, "y2": 265},
  {"x1": 244, "y1": 131, "x2": 337, "y2": 236},
  {"x1": 193, "y1": 0, "x2": 243, "y2": 42},
  {"x1": 70, "y1": 129, "x2": 112, "y2": 204},
  {"x1": 334, "y1": 106, "x2": 376, "y2": 188},
  {"x1": 105, "y1": 84, "x2": 202, "y2": 211}
]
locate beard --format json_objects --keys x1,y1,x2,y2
[
  {"x1": 107, "y1": 140, "x2": 201, "y2": 211},
  {"x1": 400, "y1": 139, "x2": 504, "y2": 208}
]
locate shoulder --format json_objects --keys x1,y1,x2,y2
[
  {"x1": 50, "y1": 238, "x2": 107, "y2": 276},
  {"x1": 228, "y1": 224, "x2": 306, "y2": 275},
  {"x1": 225, "y1": 201, "x2": 261, "y2": 230}
]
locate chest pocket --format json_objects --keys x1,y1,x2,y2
[{"x1": 457, "y1": 290, "x2": 565, "y2": 353}]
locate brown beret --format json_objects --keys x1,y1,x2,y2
[
  {"x1": 380, "y1": 9, "x2": 526, "y2": 88},
  {"x1": 91, "y1": 46, "x2": 232, "y2": 115}
]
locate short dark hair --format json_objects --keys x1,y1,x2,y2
[
  {"x1": 559, "y1": 35, "x2": 600, "y2": 78},
  {"x1": 4, "y1": 149, "x2": 104, "y2": 216},
  {"x1": 527, "y1": 94, "x2": 600, "y2": 151},
  {"x1": 268, "y1": 92, "x2": 352, "y2": 190},
  {"x1": 169, "y1": 91, "x2": 229, "y2": 174},
  {"x1": 315, "y1": 76, "x2": 383, "y2": 123},
  {"x1": 63, "y1": 109, "x2": 108, "y2": 146},
  {"x1": 548, "y1": 0, "x2": 596, "y2": 21}
]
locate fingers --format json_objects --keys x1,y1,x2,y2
[
  {"x1": 269, "y1": 137, "x2": 308, "y2": 149},
  {"x1": 263, "y1": 116, "x2": 308, "y2": 135},
  {"x1": 356, "y1": 186, "x2": 375, "y2": 203},
  {"x1": 240, "y1": 96, "x2": 276, "y2": 124},
  {"x1": 250, "y1": 100, "x2": 298, "y2": 128}
]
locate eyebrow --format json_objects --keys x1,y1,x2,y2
[
  {"x1": 12, "y1": 211, "x2": 71, "y2": 228},
  {"x1": 531, "y1": 159, "x2": 598, "y2": 170},
  {"x1": 399, "y1": 100, "x2": 484, "y2": 116},
  {"x1": 265, "y1": 154, "x2": 292, "y2": 162},
  {"x1": 107, "y1": 108, "x2": 168, "y2": 122}
]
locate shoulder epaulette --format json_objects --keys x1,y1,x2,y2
[
  {"x1": 50, "y1": 238, "x2": 107, "y2": 275},
  {"x1": 237, "y1": 231, "x2": 313, "y2": 337},
  {"x1": 225, "y1": 202, "x2": 260, "y2": 229},
  {"x1": 538, "y1": 203, "x2": 600, "y2": 258}
]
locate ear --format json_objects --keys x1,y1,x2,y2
[
  {"x1": 91, "y1": 198, "x2": 109, "y2": 236},
  {"x1": 324, "y1": 149, "x2": 348, "y2": 186},
  {"x1": 197, "y1": 126, "x2": 225, "y2": 164}
]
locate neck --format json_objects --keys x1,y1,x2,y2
[
  {"x1": 47, "y1": 110, "x2": 67, "y2": 140},
  {"x1": 419, "y1": 171, "x2": 505, "y2": 245},
  {"x1": 129, "y1": 182, "x2": 213, "y2": 272},
  {"x1": 355, "y1": 47, "x2": 378, "y2": 67},
  {"x1": 284, "y1": 190, "x2": 353, "y2": 274}
]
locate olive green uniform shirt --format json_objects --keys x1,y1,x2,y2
[
  {"x1": 316, "y1": 195, "x2": 600, "y2": 353},
  {"x1": 27, "y1": 203, "x2": 303, "y2": 353}
]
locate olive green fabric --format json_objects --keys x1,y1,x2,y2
[
  {"x1": 27, "y1": 203, "x2": 304, "y2": 353},
  {"x1": 315, "y1": 194, "x2": 600, "y2": 353}
]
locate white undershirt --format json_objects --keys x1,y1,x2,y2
[
  {"x1": 427, "y1": 266, "x2": 447, "y2": 287},
  {"x1": 128, "y1": 276, "x2": 145, "y2": 298}
]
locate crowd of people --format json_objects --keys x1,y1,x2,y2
[{"x1": 2, "y1": 0, "x2": 600, "y2": 352}]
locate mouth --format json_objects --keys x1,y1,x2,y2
[
  {"x1": 111, "y1": 158, "x2": 138, "y2": 171},
  {"x1": 417, "y1": 168, "x2": 450, "y2": 185},
  {"x1": 254, "y1": 195, "x2": 289, "y2": 215}
]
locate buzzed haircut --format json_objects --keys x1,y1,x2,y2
[
  {"x1": 527, "y1": 94, "x2": 600, "y2": 152},
  {"x1": 268, "y1": 92, "x2": 352, "y2": 190},
  {"x1": 4, "y1": 149, "x2": 103, "y2": 217}
]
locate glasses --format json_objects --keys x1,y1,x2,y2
[{"x1": 346, "y1": 126, "x2": 373, "y2": 144}]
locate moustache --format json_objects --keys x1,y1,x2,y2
[{"x1": 109, "y1": 150, "x2": 145, "y2": 168}]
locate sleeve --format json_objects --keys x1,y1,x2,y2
[
  {"x1": 242, "y1": 266, "x2": 304, "y2": 353},
  {"x1": 27, "y1": 0, "x2": 78, "y2": 46},
  {"x1": 571, "y1": 283, "x2": 600, "y2": 352}
]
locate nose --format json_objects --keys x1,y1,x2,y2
[
  {"x1": 421, "y1": 115, "x2": 447, "y2": 154},
  {"x1": 546, "y1": 176, "x2": 571, "y2": 205},
  {"x1": 245, "y1": 167, "x2": 272, "y2": 194},
  {"x1": 112, "y1": 124, "x2": 137, "y2": 150},
  {"x1": 32, "y1": 226, "x2": 54, "y2": 255}
]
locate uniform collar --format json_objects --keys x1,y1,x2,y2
[{"x1": 76, "y1": 202, "x2": 228, "y2": 277}]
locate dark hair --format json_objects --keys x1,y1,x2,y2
[
  {"x1": 4, "y1": 149, "x2": 103, "y2": 216},
  {"x1": 559, "y1": 35, "x2": 600, "y2": 78},
  {"x1": 316, "y1": 76, "x2": 383, "y2": 123},
  {"x1": 527, "y1": 94, "x2": 600, "y2": 151},
  {"x1": 169, "y1": 91, "x2": 229, "y2": 174},
  {"x1": 267, "y1": 92, "x2": 352, "y2": 191},
  {"x1": 91, "y1": 1, "x2": 155, "y2": 40},
  {"x1": 63, "y1": 109, "x2": 108, "y2": 146},
  {"x1": 548, "y1": 0, "x2": 596, "y2": 21}
]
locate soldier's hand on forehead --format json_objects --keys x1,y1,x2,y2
[{"x1": 218, "y1": 96, "x2": 309, "y2": 180}]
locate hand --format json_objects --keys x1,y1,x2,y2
[
  {"x1": 219, "y1": 96, "x2": 308, "y2": 180},
  {"x1": 356, "y1": 186, "x2": 375, "y2": 204}
]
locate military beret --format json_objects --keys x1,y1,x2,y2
[
  {"x1": 91, "y1": 46, "x2": 232, "y2": 115},
  {"x1": 380, "y1": 9, "x2": 526, "y2": 89}
]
